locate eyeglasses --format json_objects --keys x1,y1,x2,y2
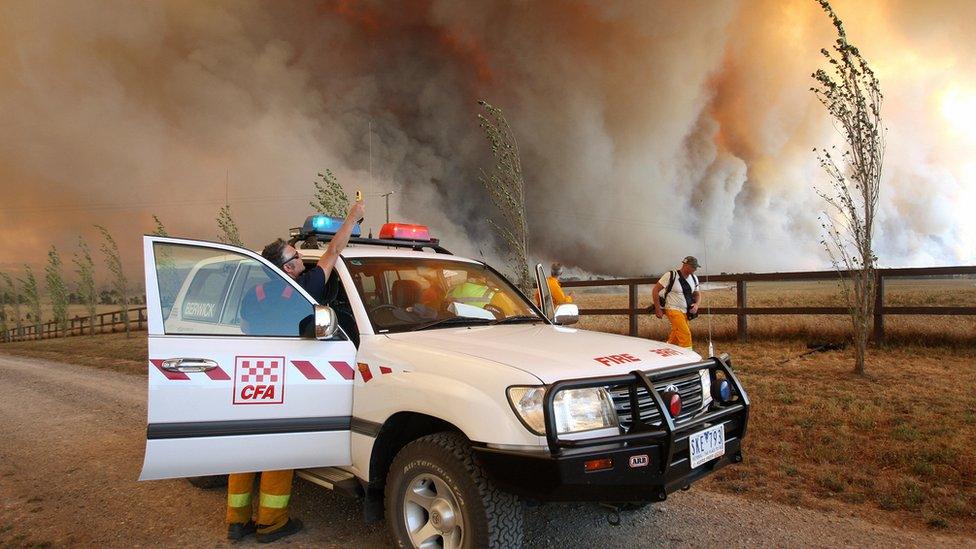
[{"x1": 280, "y1": 253, "x2": 300, "y2": 267}]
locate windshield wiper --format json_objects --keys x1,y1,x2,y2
[
  {"x1": 488, "y1": 315, "x2": 543, "y2": 325},
  {"x1": 409, "y1": 316, "x2": 494, "y2": 332}
]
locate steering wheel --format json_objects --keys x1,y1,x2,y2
[{"x1": 369, "y1": 304, "x2": 399, "y2": 314}]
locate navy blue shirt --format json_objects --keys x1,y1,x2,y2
[
  {"x1": 239, "y1": 265, "x2": 327, "y2": 336},
  {"x1": 296, "y1": 265, "x2": 327, "y2": 303}
]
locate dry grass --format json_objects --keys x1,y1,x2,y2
[
  {"x1": 699, "y1": 340, "x2": 976, "y2": 535},
  {"x1": 0, "y1": 332, "x2": 146, "y2": 374}
]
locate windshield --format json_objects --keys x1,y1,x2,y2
[{"x1": 344, "y1": 257, "x2": 543, "y2": 332}]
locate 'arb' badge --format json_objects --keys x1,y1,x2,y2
[{"x1": 233, "y1": 356, "x2": 285, "y2": 405}]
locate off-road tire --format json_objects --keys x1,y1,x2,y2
[
  {"x1": 186, "y1": 474, "x2": 228, "y2": 489},
  {"x1": 385, "y1": 432, "x2": 523, "y2": 548}
]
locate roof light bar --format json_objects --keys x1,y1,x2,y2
[
  {"x1": 379, "y1": 223, "x2": 431, "y2": 241},
  {"x1": 301, "y1": 215, "x2": 361, "y2": 237}
]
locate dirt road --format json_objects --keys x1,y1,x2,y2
[{"x1": 0, "y1": 353, "x2": 970, "y2": 548}]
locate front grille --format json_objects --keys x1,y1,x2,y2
[{"x1": 609, "y1": 370, "x2": 706, "y2": 429}]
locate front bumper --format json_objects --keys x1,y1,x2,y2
[{"x1": 473, "y1": 354, "x2": 749, "y2": 502}]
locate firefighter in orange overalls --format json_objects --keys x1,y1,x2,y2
[
  {"x1": 535, "y1": 263, "x2": 574, "y2": 307},
  {"x1": 227, "y1": 200, "x2": 364, "y2": 542}
]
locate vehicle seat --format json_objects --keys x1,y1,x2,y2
[{"x1": 391, "y1": 280, "x2": 422, "y2": 309}]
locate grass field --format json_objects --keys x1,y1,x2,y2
[
  {"x1": 702, "y1": 340, "x2": 976, "y2": 535},
  {"x1": 1, "y1": 281, "x2": 974, "y2": 535}
]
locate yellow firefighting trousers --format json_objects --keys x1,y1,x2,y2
[
  {"x1": 665, "y1": 309, "x2": 693, "y2": 349},
  {"x1": 226, "y1": 470, "x2": 293, "y2": 532}
]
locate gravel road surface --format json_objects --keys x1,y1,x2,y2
[{"x1": 0, "y1": 353, "x2": 971, "y2": 548}]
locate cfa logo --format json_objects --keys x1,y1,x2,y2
[{"x1": 233, "y1": 356, "x2": 285, "y2": 405}]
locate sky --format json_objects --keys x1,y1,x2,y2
[{"x1": 1, "y1": 0, "x2": 974, "y2": 287}]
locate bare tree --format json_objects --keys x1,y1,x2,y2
[
  {"x1": 310, "y1": 169, "x2": 350, "y2": 218},
  {"x1": 152, "y1": 215, "x2": 169, "y2": 237},
  {"x1": 20, "y1": 266, "x2": 41, "y2": 338},
  {"x1": 45, "y1": 245, "x2": 69, "y2": 336},
  {"x1": 811, "y1": 0, "x2": 885, "y2": 375},
  {"x1": 0, "y1": 275, "x2": 7, "y2": 342},
  {"x1": 477, "y1": 100, "x2": 531, "y2": 294},
  {"x1": 73, "y1": 237, "x2": 98, "y2": 337},
  {"x1": 1, "y1": 272, "x2": 22, "y2": 340},
  {"x1": 216, "y1": 205, "x2": 244, "y2": 247},
  {"x1": 95, "y1": 225, "x2": 131, "y2": 337}
]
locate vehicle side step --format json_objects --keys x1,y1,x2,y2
[{"x1": 296, "y1": 467, "x2": 363, "y2": 499}]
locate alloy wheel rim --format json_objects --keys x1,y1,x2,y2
[{"x1": 402, "y1": 472, "x2": 464, "y2": 549}]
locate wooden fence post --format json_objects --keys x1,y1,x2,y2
[
  {"x1": 873, "y1": 271, "x2": 885, "y2": 343},
  {"x1": 628, "y1": 284, "x2": 639, "y2": 337},
  {"x1": 736, "y1": 280, "x2": 748, "y2": 342}
]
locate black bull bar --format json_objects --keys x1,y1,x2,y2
[{"x1": 542, "y1": 353, "x2": 750, "y2": 472}]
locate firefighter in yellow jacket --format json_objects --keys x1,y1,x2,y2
[{"x1": 446, "y1": 272, "x2": 518, "y2": 317}]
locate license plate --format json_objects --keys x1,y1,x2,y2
[{"x1": 689, "y1": 424, "x2": 725, "y2": 468}]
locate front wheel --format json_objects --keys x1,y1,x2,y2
[{"x1": 385, "y1": 432, "x2": 523, "y2": 548}]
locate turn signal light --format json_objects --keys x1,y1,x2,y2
[
  {"x1": 584, "y1": 458, "x2": 613, "y2": 472},
  {"x1": 662, "y1": 392, "x2": 682, "y2": 417}
]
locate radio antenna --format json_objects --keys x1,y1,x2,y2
[{"x1": 701, "y1": 200, "x2": 714, "y2": 358}]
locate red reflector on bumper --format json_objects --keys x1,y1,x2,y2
[{"x1": 584, "y1": 458, "x2": 613, "y2": 472}]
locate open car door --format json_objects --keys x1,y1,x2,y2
[
  {"x1": 535, "y1": 263, "x2": 554, "y2": 319},
  {"x1": 139, "y1": 236, "x2": 356, "y2": 480}
]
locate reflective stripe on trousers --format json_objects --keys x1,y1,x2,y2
[{"x1": 226, "y1": 470, "x2": 294, "y2": 531}]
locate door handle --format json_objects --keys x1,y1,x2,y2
[{"x1": 161, "y1": 358, "x2": 219, "y2": 373}]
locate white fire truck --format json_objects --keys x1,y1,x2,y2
[{"x1": 140, "y1": 216, "x2": 749, "y2": 548}]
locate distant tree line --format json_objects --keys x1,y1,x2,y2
[{"x1": 0, "y1": 226, "x2": 133, "y2": 341}]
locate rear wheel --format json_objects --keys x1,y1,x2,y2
[{"x1": 385, "y1": 432, "x2": 523, "y2": 548}]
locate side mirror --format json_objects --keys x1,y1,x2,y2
[
  {"x1": 553, "y1": 303, "x2": 579, "y2": 325},
  {"x1": 313, "y1": 304, "x2": 338, "y2": 340}
]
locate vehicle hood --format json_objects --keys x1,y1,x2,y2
[{"x1": 384, "y1": 324, "x2": 702, "y2": 384}]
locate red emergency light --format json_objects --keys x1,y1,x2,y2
[{"x1": 379, "y1": 223, "x2": 431, "y2": 241}]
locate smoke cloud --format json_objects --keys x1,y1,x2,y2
[{"x1": 1, "y1": 0, "x2": 974, "y2": 284}]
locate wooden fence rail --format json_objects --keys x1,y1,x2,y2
[
  {"x1": 3, "y1": 266, "x2": 974, "y2": 343},
  {"x1": 2, "y1": 306, "x2": 148, "y2": 342},
  {"x1": 560, "y1": 266, "x2": 976, "y2": 342}
]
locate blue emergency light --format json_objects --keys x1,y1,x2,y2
[{"x1": 301, "y1": 215, "x2": 361, "y2": 237}]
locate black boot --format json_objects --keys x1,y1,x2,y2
[
  {"x1": 256, "y1": 517, "x2": 303, "y2": 543},
  {"x1": 227, "y1": 520, "x2": 256, "y2": 541}
]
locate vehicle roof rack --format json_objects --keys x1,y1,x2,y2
[{"x1": 288, "y1": 229, "x2": 453, "y2": 255}]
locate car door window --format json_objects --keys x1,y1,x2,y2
[{"x1": 154, "y1": 243, "x2": 312, "y2": 337}]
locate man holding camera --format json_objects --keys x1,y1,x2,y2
[{"x1": 652, "y1": 256, "x2": 701, "y2": 349}]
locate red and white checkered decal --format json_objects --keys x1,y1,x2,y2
[{"x1": 233, "y1": 356, "x2": 285, "y2": 405}]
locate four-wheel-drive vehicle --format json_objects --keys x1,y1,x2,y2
[{"x1": 139, "y1": 216, "x2": 749, "y2": 548}]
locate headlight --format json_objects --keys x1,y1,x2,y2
[
  {"x1": 507, "y1": 386, "x2": 619, "y2": 435},
  {"x1": 699, "y1": 368, "x2": 712, "y2": 407}
]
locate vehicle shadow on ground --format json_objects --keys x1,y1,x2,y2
[{"x1": 288, "y1": 477, "x2": 670, "y2": 548}]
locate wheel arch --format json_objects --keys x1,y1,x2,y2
[{"x1": 369, "y1": 411, "x2": 466, "y2": 485}]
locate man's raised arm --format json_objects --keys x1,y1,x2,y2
[{"x1": 317, "y1": 200, "x2": 366, "y2": 278}]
